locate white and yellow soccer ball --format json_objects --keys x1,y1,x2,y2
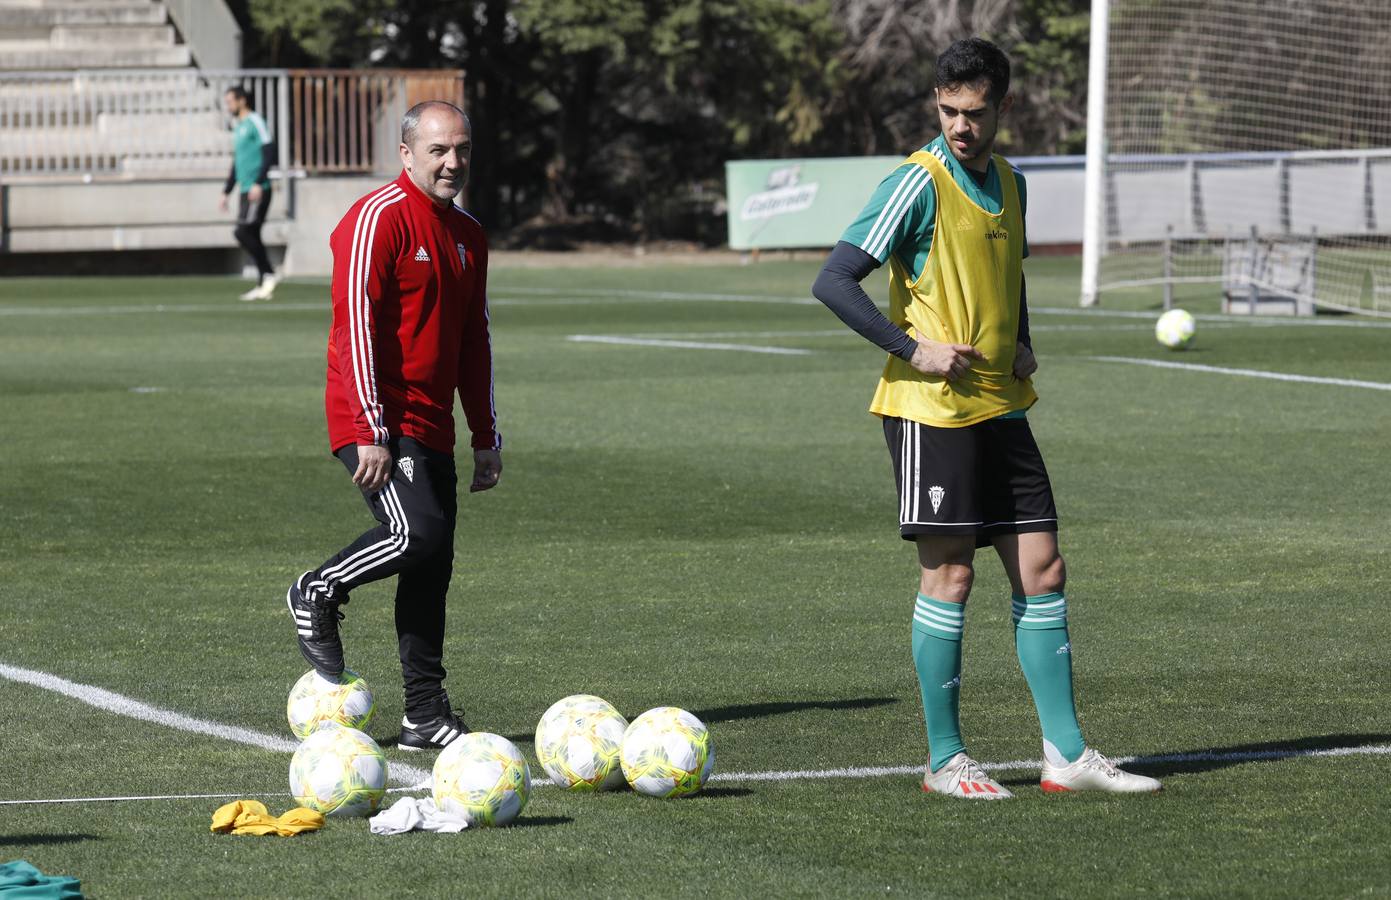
[
  {"x1": 288, "y1": 726, "x2": 388, "y2": 817},
  {"x1": 1155, "y1": 308, "x2": 1197, "y2": 350},
  {"x1": 535, "y1": 694, "x2": 629, "y2": 791},
  {"x1": 619, "y1": 706, "x2": 715, "y2": 798},
  {"x1": 433, "y1": 732, "x2": 531, "y2": 826},
  {"x1": 286, "y1": 668, "x2": 376, "y2": 739}
]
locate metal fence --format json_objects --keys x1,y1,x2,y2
[{"x1": 0, "y1": 68, "x2": 465, "y2": 180}]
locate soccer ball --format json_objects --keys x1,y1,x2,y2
[
  {"x1": 535, "y1": 694, "x2": 629, "y2": 791},
  {"x1": 1155, "y1": 308, "x2": 1196, "y2": 350},
  {"x1": 619, "y1": 707, "x2": 715, "y2": 798},
  {"x1": 286, "y1": 668, "x2": 376, "y2": 739},
  {"x1": 288, "y1": 726, "x2": 388, "y2": 817},
  {"x1": 433, "y1": 732, "x2": 531, "y2": 826}
]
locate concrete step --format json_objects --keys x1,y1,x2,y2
[
  {"x1": 3, "y1": 102, "x2": 226, "y2": 129},
  {"x1": 54, "y1": 23, "x2": 177, "y2": 46},
  {"x1": 0, "y1": 74, "x2": 219, "y2": 108},
  {"x1": 0, "y1": 127, "x2": 229, "y2": 156},
  {"x1": 119, "y1": 155, "x2": 233, "y2": 175},
  {"x1": 0, "y1": 0, "x2": 158, "y2": 6},
  {"x1": 7, "y1": 177, "x2": 287, "y2": 229},
  {"x1": 8, "y1": 220, "x2": 291, "y2": 254},
  {"x1": 95, "y1": 110, "x2": 224, "y2": 134},
  {"x1": 1, "y1": 45, "x2": 191, "y2": 68},
  {"x1": 0, "y1": 24, "x2": 174, "y2": 46},
  {"x1": 0, "y1": 5, "x2": 166, "y2": 27}
]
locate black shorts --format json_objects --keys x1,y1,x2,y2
[
  {"x1": 237, "y1": 186, "x2": 272, "y2": 226},
  {"x1": 883, "y1": 415, "x2": 1058, "y2": 546}
]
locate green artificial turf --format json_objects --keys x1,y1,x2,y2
[{"x1": 1, "y1": 259, "x2": 1389, "y2": 897}]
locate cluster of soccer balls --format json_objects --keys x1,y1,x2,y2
[
  {"x1": 285, "y1": 669, "x2": 389, "y2": 818},
  {"x1": 283, "y1": 673, "x2": 714, "y2": 827},
  {"x1": 535, "y1": 694, "x2": 716, "y2": 799}
]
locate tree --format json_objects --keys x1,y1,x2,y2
[{"x1": 233, "y1": 0, "x2": 1096, "y2": 240}]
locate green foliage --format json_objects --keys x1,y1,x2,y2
[
  {"x1": 236, "y1": 0, "x2": 1095, "y2": 236},
  {"x1": 244, "y1": 0, "x2": 386, "y2": 67}
]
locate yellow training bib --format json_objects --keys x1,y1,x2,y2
[{"x1": 869, "y1": 149, "x2": 1036, "y2": 427}]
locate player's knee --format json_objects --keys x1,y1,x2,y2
[
  {"x1": 403, "y1": 513, "x2": 451, "y2": 558},
  {"x1": 232, "y1": 224, "x2": 252, "y2": 243},
  {"x1": 1034, "y1": 553, "x2": 1066, "y2": 595},
  {"x1": 921, "y1": 563, "x2": 974, "y2": 603}
]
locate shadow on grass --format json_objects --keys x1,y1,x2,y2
[
  {"x1": 683, "y1": 787, "x2": 753, "y2": 800},
  {"x1": 511, "y1": 816, "x2": 574, "y2": 828},
  {"x1": 997, "y1": 733, "x2": 1391, "y2": 786},
  {"x1": 0, "y1": 834, "x2": 100, "y2": 847},
  {"x1": 692, "y1": 697, "x2": 899, "y2": 725},
  {"x1": 1123, "y1": 733, "x2": 1391, "y2": 779},
  {"x1": 499, "y1": 697, "x2": 900, "y2": 744}
]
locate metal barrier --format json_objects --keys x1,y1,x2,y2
[{"x1": 0, "y1": 68, "x2": 465, "y2": 180}]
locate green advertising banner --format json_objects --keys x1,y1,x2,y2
[{"x1": 725, "y1": 156, "x2": 900, "y2": 250}]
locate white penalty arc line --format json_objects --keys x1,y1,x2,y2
[
  {"x1": 0, "y1": 662, "x2": 431, "y2": 788},
  {"x1": 567, "y1": 334, "x2": 812, "y2": 356},
  {"x1": 5, "y1": 743, "x2": 1390, "y2": 806},
  {"x1": 1089, "y1": 356, "x2": 1391, "y2": 391}
]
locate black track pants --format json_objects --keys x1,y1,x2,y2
[{"x1": 306, "y1": 436, "x2": 457, "y2": 716}]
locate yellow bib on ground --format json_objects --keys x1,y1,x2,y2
[{"x1": 869, "y1": 150, "x2": 1035, "y2": 427}]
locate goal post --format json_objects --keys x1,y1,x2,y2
[{"x1": 1080, "y1": 0, "x2": 1391, "y2": 317}]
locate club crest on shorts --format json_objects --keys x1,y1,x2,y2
[
  {"x1": 397, "y1": 456, "x2": 414, "y2": 483},
  {"x1": 928, "y1": 485, "x2": 946, "y2": 514},
  {"x1": 456, "y1": 243, "x2": 468, "y2": 270}
]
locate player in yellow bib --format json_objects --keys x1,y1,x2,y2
[{"x1": 812, "y1": 38, "x2": 1160, "y2": 798}]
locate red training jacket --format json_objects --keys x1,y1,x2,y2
[{"x1": 325, "y1": 171, "x2": 499, "y2": 456}]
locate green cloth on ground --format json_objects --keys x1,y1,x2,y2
[{"x1": 0, "y1": 861, "x2": 83, "y2": 899}]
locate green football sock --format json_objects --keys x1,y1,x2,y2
[
  {"x1": 1012, "y1": 592, "x2": 1086, "y2": 765},
  {"x1": 911, "y1": 593, "x2": 966, "y2": 772}
]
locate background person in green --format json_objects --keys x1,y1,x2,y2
[
  {"x1": 811, "y1": 37, "x2": 1161, "y2": 799},
  {"x1": 219, "y1": 86, "x2": 279, "y2": 302}
]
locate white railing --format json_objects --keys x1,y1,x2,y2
[{"x1": 0, "y1": 68, "x2": 465, "y2": 180}]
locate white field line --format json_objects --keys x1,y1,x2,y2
[
  {"x1": 4, "y1": 290, "x2": 1391, "y2": 328},
  {"x1": 0, "y1": 662, "x2": 431, "y2": 788},
  {"x1": 1089, "y1": 356, "x2": 1391, "y2": 392},
  {"x1": 567, "y1": 334, "x2": 812, "y2": 356},
  {"x1": 1033, "y1": 305, "x2": 1391, "y2": 330},
  {"x1": 619, "y1": 325, "x2": 1168, "y2": 339},
  {"x1": 499, "y1": 286, "x2": 820, "y2": 305},
  {"x1": 5, "y1": 742, "x2": 1390, "y2": 806}
]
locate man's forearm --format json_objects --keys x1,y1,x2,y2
[{"x1": 812, "y1": 241, "x2": 917, "y2": 361}]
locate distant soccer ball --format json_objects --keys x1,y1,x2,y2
[
  {"x1": 433, "y1": 733, "x2": 531, "y2": 826},
  {"x1": 286, "y1": 668, "x2": 376, "y2": 739},
  {"x1": 1155, "y1": 308, "x2": 1196, "y2": 350},
  {"x1": 288, "y1": 726, "x2": 387, "y2": 817},
  {"x1": 535, "y1": 694, "x2": 629, "y2": 791},
  {"x1": 620, "y1": 707, "x2": 715, "y2": 798}
]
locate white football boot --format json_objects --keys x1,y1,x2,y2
[
  {"x1": 922, "y1": 752, "x2": 1013, "y2": 799},
  {"x1": 258, "y1": 273, "x2": 281, "y2": 299},
  {"x1": 1041, "y1": 747, "x2": 1162, "y2": 794},
  {"x1": 238, "y1": 283, "x2": 265, "y2": 301}
]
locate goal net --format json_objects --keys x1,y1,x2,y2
[{"x1": 1085, "y1": 0, "x2": 1391, "y2": 316}]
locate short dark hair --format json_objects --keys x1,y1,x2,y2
[
  {"x1": 401, "y1": 100, "x2": 469, "y2": 146},
  {"x1": 224, "y1": 85, "x2": 252, "y2": 107},
  {"x1": 935, "y1": 38, "x2": 1011, "y2": 106}
]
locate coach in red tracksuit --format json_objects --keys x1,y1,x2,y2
[{"x1": 286, "y1": 101, "x2": 500, "y2": 752}]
